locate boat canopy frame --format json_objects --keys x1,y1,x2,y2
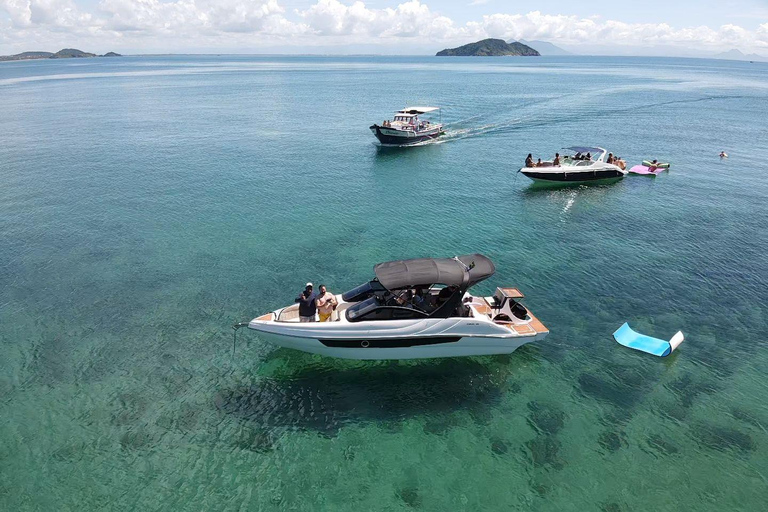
[{"x1": 343, "y1": 254, "x2": 496, "y2": 321}]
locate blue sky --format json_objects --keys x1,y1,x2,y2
[{"x1": 1, "y1": 0, "x2": 767, "y2": 56}]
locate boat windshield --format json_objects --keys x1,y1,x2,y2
[
  {"x1": 346, "y1": 296, "x2": 379, "y2": 321},
  {"x1": 342, "y1": 280, "x2": 386, "y2": 302}
]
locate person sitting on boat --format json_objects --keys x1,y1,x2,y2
[
  {"x1": 395, "y1": 289, "x2": 416, "y2": 307},
  {"x1": 574, "y1": 152, "x2": 583, "y2": 160},
  {"x1": 536, "y1": 158, "x2": 542, "y2": 167},
  {"x1": 553, "y1": 153, "x2": 561, "y2": 166},
  {"x1": 615, "y1": 156, "x2": 626, "y2": 170},
  {"x1": 606, "y1": 153, "x2": 614, "y2": 164},
  {"x1": 295, "y1": 283, "x2": 318, "y2": 322},
  {"x1": 525, "y1": 154, "x2": 534, "y2": 168},
  {"x1": 316, "y1": 284, "x2": 337, "y2": 322},
  {"x1": 412, "y1": 287, "x2": 428, "y2": 310},
  {"x1": 585, "y1": 152, "x2": 592, "y2": 161}
]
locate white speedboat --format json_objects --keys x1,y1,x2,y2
[
  {"x1": 520, "y1": 146, "x2": 627, "y2": 183},
  {"x1": 370, "y1": 106, "x2": 444, "y2": 146},
  {"x1": 239, "y1": 254, "x2": 548, "y2": 360}
]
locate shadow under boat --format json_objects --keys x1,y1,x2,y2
[{"x1": 214, "y1": 354, "x2": 536, "y2": 436}]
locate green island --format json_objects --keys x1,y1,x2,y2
[
  {"x1": 436, "y1": 38, "x2": 540, "y2": 57},
  {"x1": 0, "y1": 48, "x2": 121, "y2": 62}
]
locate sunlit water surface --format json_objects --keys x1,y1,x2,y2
[{"x1": 1, "y1": 55, "x2": 767, "y2": 511}]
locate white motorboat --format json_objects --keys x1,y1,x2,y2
[
  {"x1": 520, "y1": 146, "x2": 627, "y2": 183},
  {"x1": 370, "y1": 106, "x2": 444, "y2": 146},
  {"x1": 239, "y1": 254, "x2": 548, "y2": 360}
]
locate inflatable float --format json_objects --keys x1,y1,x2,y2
[
  {"x1": 629, "y1": 165, "x2": 664, "y2": 176},
  {"x1": 642, "y1": 160, "x2": 670, "y2": 169},
  {"x1": 613, "y1": 322, "x2": 684, "y2": 357}
]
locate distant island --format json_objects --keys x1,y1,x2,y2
[
  {"x1": 514, "y1": 39, "x2": 573, "y2": 56},
  {"x1": 713, "y1": 49, "x2": 766, "y2": 62},
  {"x1": 436, "y1": 39, "x2": 539, "y2": 57},
  {"x1": 0, "y1": 48, "x2": 121, "y2": 62}
]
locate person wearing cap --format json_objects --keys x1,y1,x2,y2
[
  {"x1": 316, "y1": 284, "x2": 337, "y2": 322},
  {"x1": 295, "y1": 283, "x2": 318, "y2": 322}
]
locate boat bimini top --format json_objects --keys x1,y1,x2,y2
[
  {"x1": 374, "y1": 254, "x2": 495, "y2": 289},
  {"x1": 398, "y1": 106, "x2": 440, "y2": 115},
  {"x1": 341, "y1": 254, "x2": 496, "y2": 321}
]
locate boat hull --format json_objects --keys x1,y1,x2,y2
[
  {"x1": 253, "y1": 329, "x2": 545, "y2": 360},
  {"x1": 370, "y1": 125, "x2": 443, "y2": 146},
  {"x1": 521, "y1": 168, "x2": 626, "y2": 183}
]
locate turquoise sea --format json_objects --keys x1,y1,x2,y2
[{"x1": 1, "y1": 55, "x2": 767, "y2": 511}]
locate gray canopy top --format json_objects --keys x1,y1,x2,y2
[{"x1": 373, "y1": 254, "x2": 495, "y2": 290}]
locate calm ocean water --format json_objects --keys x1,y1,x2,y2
[{"x1": 1, "y1": 55, "x2": 767, "y2": 511}]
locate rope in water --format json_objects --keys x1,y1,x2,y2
[{"x1": 232, "y1": 322, "x2": 249, "y2": 357}]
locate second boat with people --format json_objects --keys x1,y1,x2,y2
[
  {"x1": 370, "y1": 106, "x2": 444, "y2": 146},
  {"x1": 519, "y1": 146, "x2": 628, "y2": 184}
]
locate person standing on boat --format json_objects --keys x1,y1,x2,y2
[
  {"x1": 296, "y1": 283, "x2": 318, "y2": 322},
  {"x1": 316, "y1": 284, "x2": 337, "y2": 322}
]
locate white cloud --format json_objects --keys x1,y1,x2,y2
[
  {"x1": 97, "y1": 0, "x2": 296, "y2": 35},
  {"x1": 0, "y1": 0, "x2": 766, "y2": 55},
  {"x1": 297, "y1": 0, "x2": 457, "y2": 39},
  {"x1": 2, "y1": 0, "x2": 92, "y2": 28}
]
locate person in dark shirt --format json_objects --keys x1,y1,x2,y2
[{"x1": 295, "y1": 282, "x2": 318, "y2": 322}]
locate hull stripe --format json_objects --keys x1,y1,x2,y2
[{"x1": 319, "y1": 336, "x2": 462, "y2": 348}]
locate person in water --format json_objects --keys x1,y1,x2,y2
[
  {"x1": 525, "y1": 154, "x2": 534, "y2": 167},
  {"x1": 295, "y1": 283, "x2": 318, "y2": 322},
  {"x1": 316, "y1": 284, "x2": 337, "y2": 322},
  {"x1": 553, "y1": 153, "x2": 561, "y2": 166}
]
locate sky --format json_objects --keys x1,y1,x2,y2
[{"x1": 1, "y1": 0, "x2": 767, "y2": 56}]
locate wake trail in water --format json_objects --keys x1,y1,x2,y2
[{"x1": 431, "y1": 92, "x2": 754, "y2": 145}]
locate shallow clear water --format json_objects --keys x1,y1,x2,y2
[{"x1": 1, "y1": 55, "x2": 767, "y2": 511}]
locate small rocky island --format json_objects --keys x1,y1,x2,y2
[
  {"x1": 0, "y1": 48, "x2": 121, "y2": 62},
  {"x1": 437, "y1": 39, "x2": 539, "y2": 57}
]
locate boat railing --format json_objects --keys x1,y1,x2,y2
[{"x1": 386, "y1": 122, "x2": 439, "y2": 133}]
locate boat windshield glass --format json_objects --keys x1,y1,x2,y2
[
  {"x1": 346, "y1": 296, "x2": 379, "y2": 321},
  {"x1": 342, "y1": 280, "x2": 386, "y2": 302}
]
